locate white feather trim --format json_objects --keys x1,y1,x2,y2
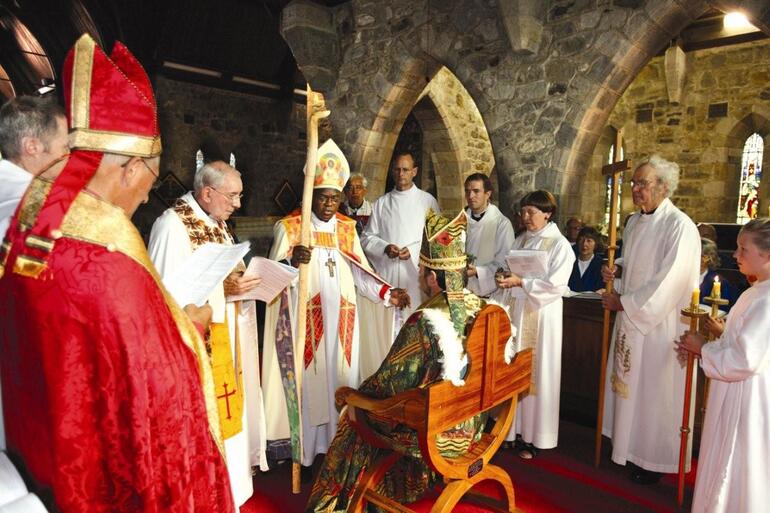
[
  {"x1": 422, "y1": 308, "x2": 467, "y2": 386},
  {"x1": 484, "y1": 298, "x2": 519, "y2": 364}
]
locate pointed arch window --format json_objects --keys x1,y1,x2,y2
[
  {"x1": 604, "y1": 144, "x2": 624, "y2": 229},
  {"x1": 736, "y1": 133, "x2": 763, "y2": 224},
  {"x1": 229, "y1": 152, "x2": 236, "y2": 168},
  {"x1": 195, "y1": 149, "x2": 204, "y2": 170}
]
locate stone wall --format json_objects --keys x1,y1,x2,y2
[
  {"x1": 154, "y1": 76, "x2": 308, "y2": 218},
  {"x1": 580, "y1": 39, "x2": 770, "y2": 227},
  {"x1": 132, "y1": 77, "x2": 309, "y2": 253},
  {"x1": 289, "y1": 0, "x2": 717, "y2": 224}
]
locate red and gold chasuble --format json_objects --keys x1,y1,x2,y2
[
  {"x1": 0, "y1": 174, "x2": 234, "y2": 513},
  {"x1": 173, "y1": 199, "x2": 244, "y2": 440}
]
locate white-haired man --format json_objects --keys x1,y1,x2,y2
[
  {"x1": 148, "y1": 161, "x2": 266, "y2": 506},
  {"x1": 340, "y1": 173, "x2": 372, "y2": 235},
  {"x1": 600, "y1": 155, "x2": 701, "y2": 484}
]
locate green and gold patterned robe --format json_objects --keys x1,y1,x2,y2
[{"x1": 306, "y1": 291, "x2": 485, "y2": 513}]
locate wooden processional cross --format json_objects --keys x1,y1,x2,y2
[{"x1": 594, "y1": 131, "x2": 631, "y2": 468}]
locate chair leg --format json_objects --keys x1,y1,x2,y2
[
  {"x1": 430, "y1": 464, "x2": 516, "y2": 513},
  {"x1": 347, "y1": 452, "x2": 402, "y2": 513}
]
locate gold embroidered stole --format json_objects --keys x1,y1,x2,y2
[
  {"x1": 174, "y1": 198, "x2": 244, "y2": 439},
  {"x1": 281, "y1": 213, "x2": 359, "y2": 371}
]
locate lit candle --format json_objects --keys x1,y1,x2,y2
[
  {"x1": 712, "y1": 276, "x2": 721, "y2": 299},
  {"x1": 691, "y1": 288, "x2": 700, "y2": 308}
]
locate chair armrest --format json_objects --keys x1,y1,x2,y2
[{"x1": 337, "y1": 386, "x2": 426, "y2": 429}]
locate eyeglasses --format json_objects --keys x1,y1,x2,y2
[
  {"x1": 630, "y1": 179, "x2": 656, "y2": 189},
  {"x1": 210, "y1": 187, "x2": 243, "y2": 202},
  {"x1": 123, "y1": 157, "x2": 160, "y2": 189},
  {"x1": 519, "y1": 207, "x2": 544, "y2": 218}
]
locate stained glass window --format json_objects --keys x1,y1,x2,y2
[
  {"x1": 195, "y1": 149, "x2": 204, "y2": 170},
  {"x1": 604, "y1": 144, "x2": 624, "y2": 229},
  {"x1": 736, "y1": 133, "x2": 763, "y2": 224}
]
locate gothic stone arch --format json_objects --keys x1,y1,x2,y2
[{"x1": 348, "y1": 59, "x2": 494, "y2": 211}]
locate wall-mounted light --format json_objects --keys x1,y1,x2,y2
[{"x1": 723, "y1": 12, "x2": 756, "y2": 31}]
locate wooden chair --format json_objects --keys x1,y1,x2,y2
[{"x1": 339, "y1": 304, "x2": 533, "y2": 513}]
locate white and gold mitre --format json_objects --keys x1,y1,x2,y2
[{"x1": 312, "y1": 138, "x2": 350, "y2": 192}]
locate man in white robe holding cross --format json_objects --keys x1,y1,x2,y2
[{"x1": 601, "y1": 155, "x2": 701, "y2": 484}]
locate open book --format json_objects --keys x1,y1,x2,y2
[{"x1": 0, "y1": 452, "x2": 47, "y2": 512}]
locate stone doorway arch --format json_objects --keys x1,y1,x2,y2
[{"x1": 352, "y1": 62, "x2": 495, "y2": 211}]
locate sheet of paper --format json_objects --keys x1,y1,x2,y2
[
  {"x1": 163, "y1": 241, "x2": 250, "y2": 307},
  {"x1": 227, "y1": 257, "x2": 298, "y2": 304},
  {"x1": 0, "y1": 453, "x2": 27, "y2": 507},
  {"x1": 568, "y1": 290, "x2": 602, "y2": 299},
  {"x1": 505, "y1": 249, "x2": 548, "y2": 277}
]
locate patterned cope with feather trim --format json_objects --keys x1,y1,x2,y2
[{"x1": 305, "y1": 291, "x2": 485, "y2": 513}]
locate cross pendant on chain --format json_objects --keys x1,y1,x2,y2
[{"x1": 325, "y1": 255, "x2": 336, "y2": 277}]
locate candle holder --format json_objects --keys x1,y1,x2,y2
[
  {"x1": 704, "y1": 295, "x2": 729, "y2": 320},
  {"x1": 677, "y1": 303, "x2": 708, "y2": 505}
]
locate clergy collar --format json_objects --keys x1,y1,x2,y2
[
  {"x1": 524, "y1": 221, "x2": 555, "y2": 239},
  {"x1": 183, "y1": 191, "x2": 220, "y2": 227},
  {"x1": 312, "y1": 211, "x2": 337, "y2": 229},
  {"x1": 640, "y1": 198, "x2": 670, "y2": 216},
  {"x1": 468, "y1": 206, "x2": 487, "y2": 222},
  {"x1": 391, "y1": 184, "x2": 417, "y2": 196}
]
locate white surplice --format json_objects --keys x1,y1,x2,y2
[
  {"x1": 0, "y1": 160, "x2": 32, "y2": 241},
  {"x1": 262, "y1": 212, "x2": 391, "y2": 466},
  {"x1": 493, "y1": 222, "x2": 574, "y2": 448},
  {"x1": 692, "y1": 279, "x2": 770, "y2": 513},
  {"x1": 465, "y1": 204, "x2": 515, "y2": 297},
  {"x1": 0, "y1": 159, "x2": 34, "y2": 452},
  {"x1": 147, "y1": 192, "x2": 266, "y2": 505},
  {"x1": 602, "y1": 197, "x2": 701, "y2": 473},
  {"x1": 358, "y1": 185, "x2": 439, "y2": 378}
]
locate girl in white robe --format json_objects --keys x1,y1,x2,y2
[
  {"x1": 494, "y1": 190, "x2": 575, "y2": 458},
  {"x1": 678, "y1": 218, "x2": 770, "y2": 513}
]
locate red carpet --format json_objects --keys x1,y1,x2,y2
[{"x1": 241, "y1": 421, "x2": 696, "y2": 512}]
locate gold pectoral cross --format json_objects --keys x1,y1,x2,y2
[{"x1": 325, "y1": 255, "x2": 336, "y2": 277}]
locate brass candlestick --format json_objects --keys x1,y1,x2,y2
[{"x1": 677, "y1": 303, "x2": 708, "y2": 506}]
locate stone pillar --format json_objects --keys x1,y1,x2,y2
[
  {"x1": 280, "y1": 0, "x2": 340, "y2": 92},
  {"x1": 498, "y1": 0, "x2": 546, "y2": 56}
]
